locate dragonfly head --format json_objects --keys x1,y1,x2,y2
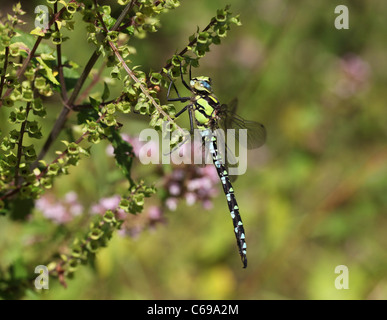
[{"x1": 190, "y1": 76, "x2": 212, "y2": 94}]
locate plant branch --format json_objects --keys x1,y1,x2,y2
[
  {"x1": 0, "y1": 46, "x2": 9, "y2": 98},
  {"x1": 54, "y1": 2, "x2": 68, "y2": 102},
  {"x1": 36, "y1": 109, "x2": 108, "y2": 181},
  {"x1": 14, "y1": 102, "x2": 32, "y2": 185},
  {"x1": 72, "y1": 98, "x2": 120, "y2": 111},
  {"x1": 116, "y1": 19, "x2": 134, "y2": 32},
  {"x1": 75, "y1": 60, "x2": 106, "y2": 105},
  {"x1": 93, "y1": 4, "x2": 185, "y2": 134},
  {"x1": 35, "y1": 50, "x2": 101, "y2": 163},
  {"x1": 111, "y1": 0, "x2": 136, "y2": 31},
  {"x1": 161, "y1": 18, "x2": 217, "y2": 74},
  {"x1": 110, "y1": 40, "x2": 181, "y2": 129}
]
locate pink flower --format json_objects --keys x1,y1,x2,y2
[
  {"x1": 163, "y1": 164, "x2": 220, "y2": 211},
  {"x1": 147, "y1": 206, "x2": 163, "y2": 221},
  {"x1": 199, "y1": 165, "x2": 219, "y2": 183},
  {"x1": 90, "y1": 195, "x2": 126, "y2": 219},
  {"x1": 99, "y1": 195, "x2": 121, "y2": 210},
  {"x1": 185, "y1": 192, "x2": 197, "y2": 206},
  {"x1": 36, "y1": 192, "x2": 83, "y2": 224},
  {"x1": 165, "y1": 197, "x2": 178, "y2": 211},
  {"x1": 333, "y1": 54, "x2": 370, "y2": 98},
  {"x1": 169, "y1": 183, "x2": 181, "y2": 196},
  {"x1": 202, "y1": 199, "x2": 213, "y2": 210}
]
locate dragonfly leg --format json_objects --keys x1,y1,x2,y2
[
  {"x1": 167, "y1": 77, "x2": 178, "y2": 98},
  {"x1": 188, "y1": 107, "x2": 195, "y2": 135},
  {"x1": 167, "y1": 97, "x2": 191, "y2": 103},
  {"x1": 167, "y1": 76, "x2": 191, "y2": 103},
  {"x1": 179, "y1": 60, "x2": 192, "y2": 92},
  {"x1": 174, "y1": 104, "x2": 190, "y2": 118}
]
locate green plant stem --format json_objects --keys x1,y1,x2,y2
[
  {"x1": 110, "y1": 40, "x2": 180, "y2": 127},
  {"x1": 54, "y1": 2, "x2": 68, "y2": 102},
  {"x1": 75, "y1": 60, "x2": 106, "y2": 105},
  {"x1": 0, "y1": 46, "x2": 9, "y2": 98},
  {"x1": 161, "y1": 18, "x2": 217, "y2": 74},
  {"x1": 14, "y1": 102, "x2": 32, "y2": 186},
  {"x1": 111, "y1": 0, "x2": 136, "y2": 31},
  {"x1": 36, "y1": 50, "x2": 100, "y2": 163},
  {"x1": 94, "y1": 6, "x2": 184, "y2": 134}
]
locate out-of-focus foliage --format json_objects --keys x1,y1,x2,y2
[{"x1": 1, "y1": 0, "x2": 387, "y2": 300}]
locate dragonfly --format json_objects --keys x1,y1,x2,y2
[{"x1": 166, "y1": 62, "x2": 266, "y2": 268}]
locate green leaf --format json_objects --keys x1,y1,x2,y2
[
  {"x1": 77, "y1": 106, "x2": 99, "y2": 125},
  {"x1": 40, "y1": 53, "x2": 56, "y2": 60},
  {"x1": 0, "y1": 199, "x2": 8, "y2": 216},
  {"x1": 9, "y1": 197, "x2": 34, "y2": 221},
  {"x1": 36, "y1": 57, "x2": 60, "y2": 85},
  {"x1": 10, "y1": 258, "x2": 28, "y2": 280},
  {"x1": 102, "y1": 82, "x2": 110, "y2": 101},
  {"x1": 110, "y1": 65, "x2": 121, "y2": 79},
  {"x1": 107, "y1": 130, "x2": 134, "y2": 184},
  {"x1": 125, "y1": 25, "x2": 135, "y2": 35},
  {"x1": 63, "y1": 65, "x2": 80, "y2": 91},
  {"x1": 30, "y1": 27, "x2": 45, "y2": 37},
  {"x1": 11, "y1": 29, "x2": 52, "y2": 55},
  {"x1": 89, "y1": 228, "x2": 103, "y2": 240},
  {"x1": 58, "y1": 0, "x2": 68, "y2": 7}
]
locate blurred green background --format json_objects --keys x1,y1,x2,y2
[{"x1": 1, "y1": 0, "x2": 387, "y2": 299}]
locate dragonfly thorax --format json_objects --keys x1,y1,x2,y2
[{"x1": 190, "y1": 76, "x2": 212, "y2": 94}]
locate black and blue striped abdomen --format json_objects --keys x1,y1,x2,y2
[{"x1": 200, "y1": 129, "x2": 247, "y2": 268}]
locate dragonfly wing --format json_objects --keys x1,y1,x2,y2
[
  {"x1": 218, "y1": 99, "x2": 266, "y2": 150},
  {"x1": 219, "y1": 98, "x2": 238, "y2": 130},
  {"x1": 214, "y1": 129, "x2": 239, "y2": 182},
  {"x1": 230, "y1": 115, "x2": 267, "y2": 149}
]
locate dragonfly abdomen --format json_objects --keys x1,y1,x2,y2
[{"x1": 201, "y1": 129, "x2": 248, "y2": 268}]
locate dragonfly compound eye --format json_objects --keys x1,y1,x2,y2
[{"x1": 203, "y1": 81, "x2": 211, "y2": 90}]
